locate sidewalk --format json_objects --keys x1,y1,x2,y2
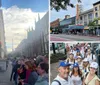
[
  {"x1": 50, "y1": 62, "x2": 59, "y2": 83},
  {"x1": 0, "y1": 62, "x2": 14, "y2": 85},
  {"x1": 67, "y1": 34, "x2": 100, "y2": 38}
]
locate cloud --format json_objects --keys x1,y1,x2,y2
[{"x1": 2, "y1": 5, "x2": 46, "y2": 52}]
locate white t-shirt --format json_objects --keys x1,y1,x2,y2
[
  {"x1": 71, "y1": 75, "x2": 82, "y2": 85},
  {"x1": 51, "y1": 75, "x2": 74, "y2": 85},
  {"x1": 80, "y1": 47, "x2": 85, "y2": 58},
  {"x1": 87, "y1": 54, "x2": 96, "y2": 63},
  {"x1": 72, "y1": 51, "x2": 77, "y2": 57}
]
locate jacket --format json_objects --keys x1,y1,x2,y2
[
  {"x1": 34, "y1": 73, "x2": 48, "y2": 85},
  {"x1": 24, "y1": 71, "x2": 38, "y2": 85}
]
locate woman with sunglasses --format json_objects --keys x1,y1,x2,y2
[{"x1": 83, "y1": 62, "x2": 100, "y2": 85}]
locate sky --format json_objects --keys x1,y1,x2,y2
[
  {"x1": 50, "y1": 0, "x2": 100, "y2": 22},
  {"x1": 0, "y1": 0, "x2": 49, "y2": 52},
  {"x1": 1, "y1": 0, "x2": 48, "y2": 12}
]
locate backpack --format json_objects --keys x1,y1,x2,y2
[{"x1": 53, "y1": 80, "x2": 61, "y2": 85}]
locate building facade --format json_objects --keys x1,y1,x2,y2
[
  {"x1": 93, "y1": 1, "x2": 100, "y2": 24},
  {"x1": 50, "y1": 19, "x2": 60, "y2": 28},
  {"x1": 0, "y1": 9, "x2": 6, "y2": 59},
  {"x1": 15, "y1": 12, "x2": 49, "y2": 57},
  {"x1": 60, "y1": 15, "x2": 76, "y2": 33},
  {"x1": 78, "y1": 9, "x2": 94, "y2": 26}
]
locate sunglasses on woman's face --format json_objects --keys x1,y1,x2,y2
[{"x1": 90, "y1": 67, "x2": 96, "y2": 70}]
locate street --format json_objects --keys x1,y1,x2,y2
[
  {"x1": 0, "y1": 62, "x2": 14, "y2": 85},
  {"x1": 50, "y1": 34, "x2": 100, "y2": 41}
]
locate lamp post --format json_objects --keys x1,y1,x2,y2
[{"x1": 12, "y1": 33, "x2": 20, "y2": 52}]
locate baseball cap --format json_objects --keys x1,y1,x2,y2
[
  {"x1": 90, "y1": 62, "x2": 98, "y2": 69},
  {"x1": 83, "y1": 58, "x2": 89, "y2": 62},
  {"x1": 77, "y1": 56, "x2": 82, "y2": 59},
  {"x1": 73, "y1": 63, "x2": 79, "y2": 67},
  {"x1": 77, "y1": 50, "x2": 80, "y2": 52},
  {"x1": 59, "y1": 61, "x2": 71, "y2": 67}
]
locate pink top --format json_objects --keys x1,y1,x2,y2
[{"x1": 25, "y1": 69, "x2": 32, "y2": 83}]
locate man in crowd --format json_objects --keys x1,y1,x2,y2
[
  {"x1": 51, "y1": 61, "x2": 74, "y2": 85},
  {"x1": 86, "y1": 49, "x2": 96, "y2": 64}
]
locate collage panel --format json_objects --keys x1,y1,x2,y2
[
  {"x1": 50, "y1": 42, "x2": 100, "y2": 85},
  {"x1": 50, "y1": 0, "x2": 100, "y2": 41},
  {"x1": 0, "y1": 0, "x2": 49, "y2": 85}
]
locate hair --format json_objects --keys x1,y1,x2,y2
[
  {"x1": 39, "y1": 62, "x2": 48, "y2": 73},
  {"x1": 71, "y1": 67, "x2": 82, "y2": 77},
  {"x1": 25, "y1": 61, "x2": 34, "y2": 71},
  {"x1": 76, "y1": 51, "x2": 81, "y2": 56}
]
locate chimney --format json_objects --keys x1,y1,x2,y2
[{"x1": 65, "y1": 15, "x2": 70, "y2": 19}]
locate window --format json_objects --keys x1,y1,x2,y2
[
  {"x1": 88, "y1": 13, "x2": 93, "y2": 19},
  {"x1": 95, "y1": 7, "x2": 98, "y2": 11},
  {"x1": 80, "y1": 16, "x2": 82, "y2": 20},
  {"x1": 95, "y1": 13, "x2": 98, "y2": 17}
]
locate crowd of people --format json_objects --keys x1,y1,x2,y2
[
  {"x1": 10, "y1": 55, "x2": 49, "y2": 85},
  {"x1": 51, "y1": 43, "x2": 100, "y2": 85}
]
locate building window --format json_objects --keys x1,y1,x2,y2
[
  {"x1": 80, "y1": 16, "x2": 82, "y2": 20},
  {"x1": 95, "y1": 7, "x2": 98, "y2": 11},
  {"x1": 95, "y1": 13, "x2": 98, "y2": 17},
  {"x1": 88, "y1": 13, "x2": 92, "y2": 19}
]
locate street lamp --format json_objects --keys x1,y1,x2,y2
[{"x1": 12, "y1": 33, "x2": 20, "y2": 51}]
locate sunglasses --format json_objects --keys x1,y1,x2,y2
[{"x1": 90, "y1": 67, "x2": 97, "y2": 70}]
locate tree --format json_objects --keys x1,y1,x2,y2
[
  {"x1": 52, "y1": 43, "x2": 56, "y2": 54},
  {"x1": 88, "y1": 17, "x2": 100, "y2": 26},
  {"x1": 50, "y1": 0, "x2": 81, "y2": 11},
  {"x1": 88, "y1": 21, "x2": 96, "y2": 26}
]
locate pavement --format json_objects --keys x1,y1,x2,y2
[
  {"x1": 50, "y1": 62, "x2": 59, "y2": 84},
  {"x1": 0, "y1": 62, "x2": 14, "y2": 85},
  {"x1": 50, "y1": 34, "x2": 100, "y2": 41}
]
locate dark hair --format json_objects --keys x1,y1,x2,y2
[
  {"x1": 71, "y1": 67, "x2": 82, "y2": 77},
  {"x1": 25, "y1": 61, "x2": 34, "y2": 71},
  {"x1": 40, "y1": 62, "x2": 48, "y2": 73}
]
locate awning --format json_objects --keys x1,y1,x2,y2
[
  {"x1": 84, "y1": 26, "x2": 89, "y2": 29},
  {"x1": 68, "y1": 25, "x2": 84, "y2": 30},
  {"x1": 63, "y1": 28, "x2": 69, "y2": 30}
]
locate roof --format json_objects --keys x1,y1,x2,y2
[
  {"x1": 80, "y1": 8, "x2": 93, "y2": 15},
  {"x1": 93, "y1": 1, "x2": 100, "y2": 6},
  {"x1": 60, "y1": 16, "x2": 76, "y2": 22},
  {"x1": 50, "y1": 18, "x2": 60, "y2": 24}
]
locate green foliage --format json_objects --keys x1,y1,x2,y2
[
  {"x1": 50, "y1": 53, "x2": 66, "y2": 63},
  {"x1": 88, "y1": 17, "x2": 100, "y2": 27},
  {"x1": 88, "y1": 21, "x2": 96, "y2": 26},
  {"x1": 50, "y1": 0, "x2": 81, "y2": 11},
  {"x1": 50, "y1": 27, "x2": 53, "y2": 30}
]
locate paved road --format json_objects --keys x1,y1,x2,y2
[
  {"x1": 50, "y1": 34, "x2": 100, "y2": 41},
  {"x1": 0, "y1": 63, "x2": 14, "y2": 85}
]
